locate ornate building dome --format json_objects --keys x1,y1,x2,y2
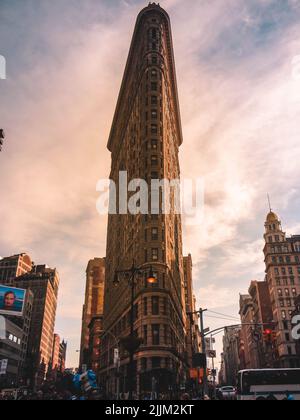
[{"x1": 266, "y1": 211, "x2": 279, "y2": 223}]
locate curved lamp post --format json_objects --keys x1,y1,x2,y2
[{"x1": 113, "y1": 261, "x2": 157, "y2": 400}]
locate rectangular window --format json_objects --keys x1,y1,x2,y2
[
  {"x1": 152, "y1": 248, "x2": 159, "y2": 261},
  {"x1": 151, "y1": 82, "x2": 158, "y2": 91},
  {"x1": 152, "y1": 296, "x2": 159, "y2": 315},
  {"x1": 144, "y1": 298, "x2": 148, "y2": 316},
  {"x1": 151, "y1": 227, "x2": 159, "y2": 241},
  {"x1": 151, "y1": 96, "x2": 158, "y2": 105},
  {"x1": 151, "y1": 110, "x2": 158, "y2": 119},
  {"x1": 143, "y1": 326, "x2": 148, "y2": 345},
  {"x1": 151, "y1": 139, "x2": 158, "y2": 150},
  {"x1": 141, "y1": 357, "x2": 147, "y2": 371},
  {"x1": 151, "y1": 155, "x2": 158, "y2": 166},
  {"x1": 152, "y1": 325, "x2": 160, "y2": 345},
  {"x1": 163, "y1": 297, "x2": 168, "y2": 315},
  {"x1": 164, "y1": 325, "x2": 168, "y2": 344},
  {"x1": 151, "y1": 124, "x2": 158, "y2": 134},
  {"x1": 151, "y1": 69, "x2": 158, "y2": 78},
  {"x1": 152, "y1": 357, "x2": 161, "y2": 369}
]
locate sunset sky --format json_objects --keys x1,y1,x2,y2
[{"x1": 1, "y1": 0, "x2": 300, "y2": 367}]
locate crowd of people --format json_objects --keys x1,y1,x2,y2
[{"x1": 0, "y1": 372, "x2": 296, "y2": 401}]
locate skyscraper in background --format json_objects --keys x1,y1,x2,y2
[
  {"x1": 52, "y1": 333, "x2": 61, "y2": 370},
  {"x1": 101, "y1": 3, "x2": 188, "y2": 396},
  {"x1": 80, "y1": 258, "x2": 105, "y2": 367},
  {"x1": 264, "y1": 211, "x2": 300, "y2": 368},
  {"x1": 0, "y1": 253, "x2": 33, "y2": 285},
  {"x1": 13, "y1": 264, "x2": 60, "y2": 385},
  {"x1": 184, "y1": 255, "x2": 201, "y2": 369}
]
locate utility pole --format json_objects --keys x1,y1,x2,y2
[
  {"x1": 210, "y1": 335, "x2": 217, "y2": 400},
  {"x1": 199, "y1": 308, "x2": 208, "y2": 397}
]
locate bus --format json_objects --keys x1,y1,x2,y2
[{"x1": 237, "y1": 369, "x2": 300, "y2": 400}]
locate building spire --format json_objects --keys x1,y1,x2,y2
[{"x1": 267, "y1": 194, "x2": 272, "y2": 212}]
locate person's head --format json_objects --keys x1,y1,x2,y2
[{"x1": 4, "y1": 291, "x2": 16, "y2": 309}]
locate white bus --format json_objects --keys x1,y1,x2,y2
[{"x1": 237, "y1": 369, "x2": 300, "y2": 400}]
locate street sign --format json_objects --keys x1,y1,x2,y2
[
  {"x1": 0, "y1": 359, "x2": 8, "y2": 375},
  {"x1": 207, "y1": 350, "x2": 216, "y2": 359}
]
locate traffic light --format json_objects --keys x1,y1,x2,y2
[
  {"x1": 0, "y1": 129, "x2": 4, "y2": 151},
  {"x1": 263, "y1": 329, "x2": 272, "y2": 343}
]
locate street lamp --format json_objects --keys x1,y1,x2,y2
[{"x1": 113, "y1": 261, "x2": 157, "y2": 400}]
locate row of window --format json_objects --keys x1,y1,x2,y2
[
  {"x1": 280, "y1": 310, "x2": 295, "y2": 320},
  {"x1": 7, "y1": 333, "x2": 21, "y2": 345},
  {"x1": 141, "y1": 357, "x2": 174, "y2": 372},
  {"x1": 274, "y1": 266, "x2": 300, "y2": 275},
  {"x1": 277, "y1": 288, "x2": 298, "y2": 297},
  {"x1": 270, "y1": 244, "x2": 289, "y2": 252},
  {"x1": 268, "y1": 235, "x2": 283, "y2": 243},
  {"x1": 275, "y1": 278, "x2": 297, "y2": 286},
  {"x1": 108, "y1": 295, "x2": 169, "y2": 340},
  {"x1": 272, "y1": 255, "x2": 300, "y2": 264},
  {"x1": 142, "y1": 324, "x2": 178, "y2": 347},
  {"x1": 279, "y1": 298, "x2": 297, "y2": 308}
]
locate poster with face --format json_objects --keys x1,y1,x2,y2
[{"x1": 0, "y1": 285, "x2": 26, "y2": 317}]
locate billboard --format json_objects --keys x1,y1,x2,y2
[{"x1": 0, "y1": 285, "x2": 26, "y2": 317}]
